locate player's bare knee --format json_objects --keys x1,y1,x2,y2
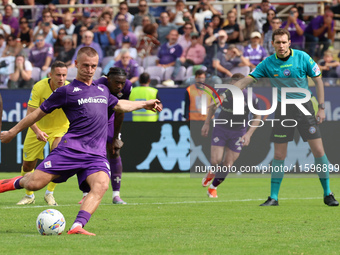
[
  {"x1": 22, "y1": 161, "x2": 36, "y2": 172},
  {"x1": 92, "y1": 180, "x2": 109, "y2": 195},
  {"x1": 274, "y1": 152, "x2": 286, "y2": 161}
]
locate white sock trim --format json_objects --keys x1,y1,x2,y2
[
  {"x1": 70, "y1": 223, "x2": 82, "y2": 230},
  {"x1": 112, "y1": 191, "x2": 120, "y2": 198}
]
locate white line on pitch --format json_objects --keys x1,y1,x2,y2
[{"x1": 0, "y1": 197, "x2": 321, "y2": 209}]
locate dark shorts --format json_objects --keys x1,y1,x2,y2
[
  {"x1": 211, "y1": 125, "x2": 246, "y2": 153},
  {"x1": 270, "y1": 100, "x2": 321, "y2": 143},
  {"x1": 36, "y1": 147, "x2": 111, "y2": 192}
]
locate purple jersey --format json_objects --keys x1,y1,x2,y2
[
  {"x1": 281, "y1": 19, "x2": 306, "y2": 47},
  {"x1": 243, "y1": 44, "x2": 267, "y2": 66},
  {"x1": 216, "y1": 88, "x2": 259, "y2": 132},
  {"x1": 40, "y1": 79, "x2": 118, "y2": 157},
  {"x1": 304, "y1": 15, "x2": 334, "y2": 38},
  {"x1": 94, "y1": 77, "x2": 132, "y2": 143}
]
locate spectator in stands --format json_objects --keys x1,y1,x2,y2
[
  {"x1": 17, "y1": 17, "x2": 33, "y2": 49},
  {"x1": 55, "y1": 35, "x2": 75, "y2": 67},
  {"x1": 0, "y1": 12, "x2": 11, "y2": 38},
  {"x1": 264, "y1": 17, "x2": 282, "y2": 55},
  {"x1": 179, "y1": 32, "x2": 206, "y2": 67},
  {"x1": 193, "y1": 0, "x2": 220, "y2": 31},
  {"x1": 204, "y1": 29, "x2": 228, "y2": 74},
  {"x1": 114, "y1": 49, "x2": 140, "y2": 85},
  {"x1": 178, "y1": 22, "x2": 194, "y2": 50},
  {"x1": 178, "y1": 10, "x2": 199, "y2": 35},
  {"x1": 115, "y1": 21, "x2": 138, "y2": 49},
  {"x1": 281, "y1": 6, "x2": 306, "y2": 50},
  {"x1": 113, "y1": 13, "x2": 133, "y2": 38},
  {"x1": 157, "y1": 29, "x2": 183, "y2": 81},
  {"x1": 54, "y1": 28, "x2": 67, "y2": 58},
  {"x1": 134, "y1": 15, "x2": 151, "y2": 39},
  {"x1": 149, "y1": 0, "x2": 166, "y2": 18},
  {"x1": 318, "y1": 50, "x2": 340, "y2": 86},
  {"x1": 40, "y1": 21, "x2": 56, "y2": 45},
  {"x1": 58, "y1": 12, "x2": 75, "y2": 35},
  {"x1": 70, "y1": 30, "x2": 103, "y2": 66},
  {"x1": 213, "y1": 44, "x2": 248, "y2": 78},
  {"x1": 262, "y1": 9, "x2": 276, "y2": 35},
  {"x1": 72, "y1": 12, "x2": 95, "y2": 47},
  {"x1": 1, "y1": 0, "x2": 19, "y2": 18},
  {"x1": 157, "y1": 12, "x2": 177, "y2": 44},
  {"x1": 0, "y1": 35, "x2": 6, "y2": 56},
  {"x1": 33, "y1": 9, "x2": 58, "y2": 40},
  {"x1": 3, "y1": 4, "x2": 18, "y2": 36},
  {"x1": 2, "y1": 34, "x2": 21, "y2": 57},
  {"x1": 184, "y1": 69, "x2": 212, "y2": 121},
  {"x1": 8, "y1": 53, "x2": 34, "y2": 89},
  {"x1": 253, "y1": 0, "x2": 272, "y2": 33},
  {"x1": 28, "y1": 34, "x2": 53, "y2": 71},
  {"x1": 200, "y1": 14, "x2": 223, "y2": 45},
  {"x1": 132, "y1": 0, "x2": 156, "y2": 29},
  {"x1": 168, "y1": 0, "x2": 187, "y2": 27},
  {"x1": 136, "y1": 23, "x2": 160, "y2": 58},
  {"x1": 128, "y1": 0, "x2": 139, "y2": 15},
  {"x1": 114, "y1": 2, "x2": 134, "y2": 26},
  {"x1": 244, "y1": 31, "x2": 267, "y2": 69},
  {"x1": 86, "y1": 0, "x2": 104, "y2": 18},
  {"x1": 223, "y1": 10, "x2": 240, "y2": 44},
  {"x1": 239, "y1": 12, "x2": 258, "y2": 45},
  {"x1": 304, "y1": 9, "x2": 335, "y2": 59},
  {"x1": 101, "y1": 11, "x2": 116, "y2": 33},
  {"x1": 94, "y1": 18, "x2": 115, "y2": 57}
]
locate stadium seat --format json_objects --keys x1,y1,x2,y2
[
  {"x1": 94, "y1": 67, "x2": 102, "y2": 80},
  {"x1": 101, "y1": 56, "x2": 114, "y2": 68},
  {"x1": 143, "y1": 55, "x2": 158, "y2": 69},
  {"x1": 40, "y1": 67, "x2": 51, "y2": 79},
  {"x1": 138, "y1": 66, "x2": 144, "y2": 75},
  {"x1": 31, "y1": 67, "x2": 41, "y2": 82},
  {"x1": 164, "y1": 66, "x2": 186, "y2": 82},
  {"x1": 66, "y1": 67, "x2": 77, "y2": 81},
  {"x1": 336, "y1": 65, "x2": 340, "y2": 78},
  {"x1": 145, "y1": 66, "x2": 164, "y2": 84},
  {"x1": 230, "y1": 66, "x2": 250, "y2": 76},
  {"x1": 185, "y1": 65, "x2": 207, "y2": 79}
]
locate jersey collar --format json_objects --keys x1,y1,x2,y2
[{"x1": 275, "y1": 48, "x2": 294, "y2": 60}]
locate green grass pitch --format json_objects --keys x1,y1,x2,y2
[{"x1": 0, "y1": 172, "x2": 340, "y2": 255}]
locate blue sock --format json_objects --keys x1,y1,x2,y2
[
  {"x1": 315, "y1": 154, "x2": 331, "y2": 197},
  {"x1": 270, "y1": 159, "x2": 285, "y2": 201}
]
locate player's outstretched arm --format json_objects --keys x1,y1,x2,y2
[
  {"x1": 233, "y1": 76, "x2": 254, "y2": 90},
  {"x1": 114, "y1": 99, "x2": 163, "y2": 113},
  {"x1": 26, "y1": 106, "x2": 48, "y2": 142},
  {"x1": 1, "y1": 108, "x2": 47, "y2": 143}
]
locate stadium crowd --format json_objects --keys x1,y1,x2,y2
[{"x1": 0, "y1": 0, "x2": 340, "y2": 88}]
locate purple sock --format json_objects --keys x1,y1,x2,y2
[
  {"x1": 110, "y1": 157, "x2": 123, "y2": 192},
  {"x1": 74, "y1": 210, "x2": 91, "y2": 228},
  {"x1": 212, "y1": 170, "x2": 229, "y2": 187},
  {"x1": 14, "y1": 177, "x2": 23, "y2": 190}
]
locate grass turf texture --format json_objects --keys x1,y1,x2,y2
[{"x1": 0, "y1": 172, "x2": 339, "y2": 255}]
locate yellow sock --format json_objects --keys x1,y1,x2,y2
[
  {"x1": 46, "y1": 182, "x2": 57, "y2": 192},
  {"x1": 21, "y1": 166, "x2": 34, "y2": 196}
]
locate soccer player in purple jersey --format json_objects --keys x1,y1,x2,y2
[
  {"x1": 201, "y1": 74, "x2": 261, "y2": 198},
  {"x1": 78, "y1": 67, "x2": 132, "y2": 205},
  {"x1": 0, "y1": 47, "x2": 162, "y2": 236}
]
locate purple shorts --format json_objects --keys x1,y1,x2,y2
[
  {"x1": 36, "y1": 147, "x2": 110, "y2": 192},
  {"x1": 107, "y1": 113, "x2": 115, "y2": 143},
  {"x1": 211, "y1": 125, "x2": 246, "y2": 153}
]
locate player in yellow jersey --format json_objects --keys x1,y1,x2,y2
[{"x1": 16, "y1": 61, "x2": 69, "y2": 205}]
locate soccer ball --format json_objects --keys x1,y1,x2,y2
[{"x1": 36, "y1": 209, "x2": 66, "y2": 235}]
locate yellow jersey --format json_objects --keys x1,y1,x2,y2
[{"x1": 28, "y1": 78, "x2": 70, "y2": 132}]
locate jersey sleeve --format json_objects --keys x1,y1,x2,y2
[
  {"x1": 249, "y1": 60, "x2": 267, "y2": 80},
  {"x1": 108, "y1": 94, "x2": 119, "y2": 109},
  {"x1": 305, "y1": 53, "x2": 321, "y2": 77},
  {"x1": 40, "y1": 86, "x2": 67, "y2": 113}
]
